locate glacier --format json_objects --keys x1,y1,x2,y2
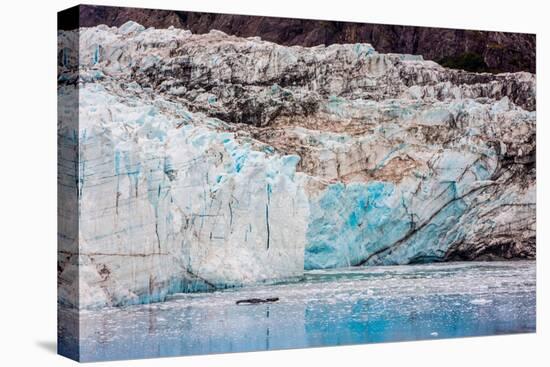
[{"x1": 58, "y1": 21, "x2": 536, "y2": 308}]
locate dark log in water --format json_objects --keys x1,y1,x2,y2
[{"x1": 236, "y1": 297, "x2": 280, "y2": 305}]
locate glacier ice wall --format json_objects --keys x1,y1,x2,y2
[
  {"x1": 58, "y1": 22, "x2": 536, "y2": 308},
  {"x1": 66, "y1": 82, "x2": 309, "y2": 308}
]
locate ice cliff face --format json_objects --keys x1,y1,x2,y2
[{"x1": 58, "y1": 22, "x2": 536, "y2": 308}]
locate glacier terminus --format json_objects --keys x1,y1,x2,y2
[{"x1": 58, "y1": 21, "x2": 535, "y2": 310}]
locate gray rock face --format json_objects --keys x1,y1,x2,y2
[
  {"x1": 58, "y1": 22, "x2": 535, "y2": 308},
  {"x1": 74, "y1": 4, "x2": 536, "y2": 74}
]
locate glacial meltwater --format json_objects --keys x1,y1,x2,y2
[{"x1": 59, "y1": 261, "x2": 536, "y2": 362}]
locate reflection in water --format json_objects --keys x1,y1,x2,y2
[{"x1": 59, "y1": 261, "x2": 536, "y2": 362}]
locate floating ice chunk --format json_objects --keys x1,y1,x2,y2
[{"x1": 470, "y1": 298, "x2": 493, "y2": 305}]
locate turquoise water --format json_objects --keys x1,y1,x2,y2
[{"x1": 59, "y1": 261, "x2": 535, "y2": 362}]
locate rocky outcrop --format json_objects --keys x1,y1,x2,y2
[
  {"x1": 58, "y1": 22, "x2": 535, "y2": 308},
  {"x1": 72, "y1": 4, "x2": 536, "y2": 74}
]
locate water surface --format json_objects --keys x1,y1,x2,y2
[{"x1": 59, "y1": 261, "x2": 536, "y2": 361}]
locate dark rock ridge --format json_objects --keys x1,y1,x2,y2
[{"x1": 71, "y1": 4, "x2": 536, "y2": 74}]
